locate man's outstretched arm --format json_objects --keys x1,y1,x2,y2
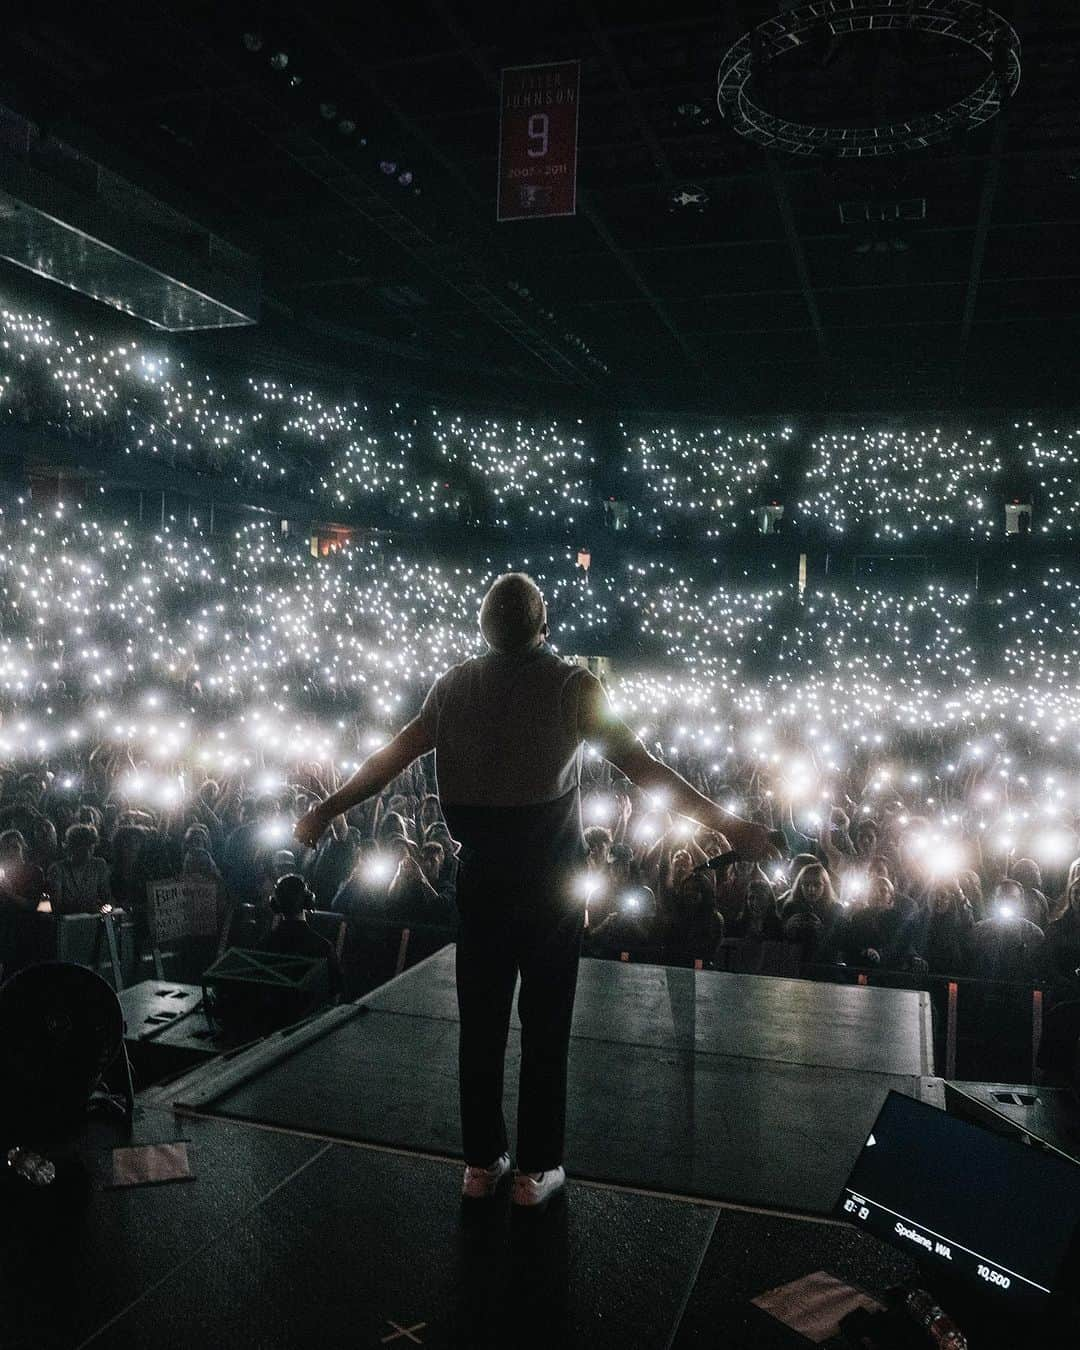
[
  {"x1": 577, "y1": 673, "x2": 772, "y2": 860},
  {"x1": 294, "y1": 718, "x2": 434, "y2": 848}
]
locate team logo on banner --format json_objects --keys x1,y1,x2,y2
[{"x1": 497, "y1": 61, "x2": 580, "y2": 222}]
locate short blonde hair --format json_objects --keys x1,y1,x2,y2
[{"x1": 479, "y1": 572, "x2": 546, "y2": 653}]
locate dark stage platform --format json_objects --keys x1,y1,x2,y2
[
  {"x1": 3, "y1": 951, "x2": 942, "y2": 1349},
  {"x1": 151, "y1": 946, "x2": 935, "y2": 1216},
  {"x1": 3, "y1": 1102, "x2": 916, "y2": 1350}
]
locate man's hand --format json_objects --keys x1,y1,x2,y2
[
  {"x1": 738, "y1": 821, "x2": 776, "y2": 861},
  {"x1": 294, "y1": 804, "x2": 331, "y2": 850},
  {"x1": 713, "y1": 818, "x2": 777, "y2": 862},
  {"x1": 584, "y1": 681, "x2": 781, "y2": 867}
]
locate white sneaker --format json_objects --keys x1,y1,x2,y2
[
  {"x1": 461, "y1": 1151, "x2": 511, "y2": 1200},
  {"x1": 511, "y1": 1166, "x2": 566, "y2": 1211}
]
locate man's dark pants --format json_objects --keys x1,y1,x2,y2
[{"x1": 454, "y1": 862, "x2": 584, "y2": 1174}]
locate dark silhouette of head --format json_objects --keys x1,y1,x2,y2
[
  {"x1": 479, "y1": 573, "x2": 548, "y2": 653},
  {"x1": 271, "y1": 873, "x2": 314, "y2": 919}
]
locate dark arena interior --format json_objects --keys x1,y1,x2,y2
[{"x1": 3, "y1": 3, "x2": 1080, "y2": 1347}]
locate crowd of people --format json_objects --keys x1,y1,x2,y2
[
  {"x1": 795, "y1": 427, "x2": 1003, "y2": 540},
  {"x1": 2, "y1": 718, "x2": 1079, "y2": 1010},
  {"x1": 0, "y1": 303, "x2": 591, "y2": 527},
  {"x1": 0, "y1": 286, "x2": 1078, "y2": 1033},
  {"x1": 622, "y1": 423, "x2": 790, "y2": 538},
  {"x1": 3, "y1": 296, "x2": 1080, "y2": 538},
  {"x1": 573, "y1": 787, "x2": 1080, "y2": 993},
  {"x1": 1, "y1": 497, "x2": 1080, "y2": 1027},
  {"x1": 1021, "y1": 422, "x2": 1080, "y2": 536}
]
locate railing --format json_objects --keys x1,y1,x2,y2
[
  {"x1": 584, "y1": 934, "x2": 1057, "y2": 1084},
  {"x1": 810, "y1": 963, "x2": 1049, "y2": 1083},
  {"x1": 0, "y1": 906, "x2": 459, "y2": 1001},
  {"x1": 345, "y1": 917, "x2": 457, "y2": 990},
  {"x1": 0, "y1": 909, "x2": 126, "y2": 989},
  {"x1": 3, "y1": 912, "x2": 1063, "y2": 1085}
]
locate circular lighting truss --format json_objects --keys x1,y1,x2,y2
[{"x1": 717, "y1": 0, "x2": 1021, "y2": 158}]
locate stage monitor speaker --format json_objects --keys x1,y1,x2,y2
[{"x1": 202, "y1": 947, "x2": 330, "y2": 1035}]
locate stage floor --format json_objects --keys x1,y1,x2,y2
[
  {"x1": 154, "y1": 947, "x2": 934, "y2": 1216},
  {"x1": 2, "y1": 1102, "x2": 915, "y2": 1350}
]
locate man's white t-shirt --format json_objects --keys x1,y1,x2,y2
[{"x1": 419, "y1": 643, "x2": 593, "y2": 870}]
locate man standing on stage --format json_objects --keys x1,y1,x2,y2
[{"x1": 295, "y1": 572, "x2": 771, "y2": 1211}]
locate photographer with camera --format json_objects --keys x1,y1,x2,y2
[{"x1": 262, "y1": 873, "x2": 342, "y2": 1004}]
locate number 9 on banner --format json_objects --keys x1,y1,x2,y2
[{"x1": 527, "y1": 113, "x2": 549, "y2": 158}]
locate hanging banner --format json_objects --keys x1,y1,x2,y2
[{"x1": 497, "y1": 61, "x2": 580, "y2": 221}]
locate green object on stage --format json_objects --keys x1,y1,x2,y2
[{"x1": 202, "y1": 948, "x2": 330, "y2": 1035}]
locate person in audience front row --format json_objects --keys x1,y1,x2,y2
[
  {"x1": 387, "y1": 839, "x2": 454, "y2": 920},
  {"x1": 780, "y1": 862, "x2": 843, "y2": 963},
  {"x1": 261, "y1": 873, "x2": 343, "y2": 1004},
  {"x1": 1045, "y1": 874, "x2": 1080, "y2": 980},
  {"x1": 968, "y1": 879, "x2": 1045, "y2": 983},
  {"x1": 45, "y1": 824, "x2": 112, "y2": 915},
  {"x1": 0, "y1": 830, "x2": 47, "y2": 912}
]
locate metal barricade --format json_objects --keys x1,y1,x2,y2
[{"x1": 583, "y1": 941, "x2": 1052, "y2": 1083}]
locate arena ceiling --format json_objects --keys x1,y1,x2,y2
[{"x1": 1, "y1": 0, "x2": 1078, "y2": 415}]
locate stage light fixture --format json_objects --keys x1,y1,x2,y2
[
  {"x1": 668, "y1": 185, "x2": 708, "y2": 211},
  {"x1": 242, "y1": 32, "x2": 263, "y2": 52},
  {"x1": 338, "y1": 119, "x2": 356, "y2": 136},
  {"x1": 379, "y1": 160, "x2": 398, "y2": 175},
  {"x1": 320, "y1": 102, "x2": 337, "y2": 120},
  {"x1": 717, "y1": 0, "x2": 1021, "y2": 158},
  {"x1": 269, "y1": 51, "x2": 289, "y2": 72},
  {"x1": 397, "y1": 170, "x2": 413, "y2": 187}
]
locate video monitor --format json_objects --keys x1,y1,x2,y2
[{"x1": 837, "y1": 1091, "x2": 1080, "y2": 1304}]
